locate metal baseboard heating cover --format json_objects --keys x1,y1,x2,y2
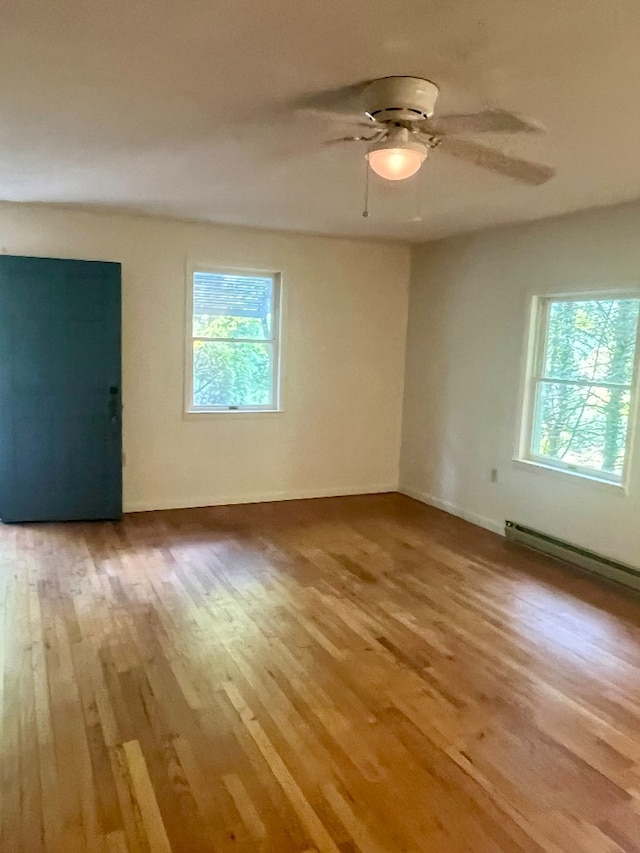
[{"x1": 505, "y1": 520, "x2": 640, "y2": 593}]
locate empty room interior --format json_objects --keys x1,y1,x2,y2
[{"x1": 3, "y1": 2, "x2": 640, "y2": 851}]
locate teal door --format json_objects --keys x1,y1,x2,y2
[{"x1": 0, "y1": 255, "x2": 122, "y2": 522}]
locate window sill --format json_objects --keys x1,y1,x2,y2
[
  {"x1": 184, "y1": 408, "x2": 284, "y2": 420},
  {"x1": 512, "y1": 457, "x2": 628, "y2": 494}
]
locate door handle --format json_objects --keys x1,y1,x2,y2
[{"x1": 108, "y1": 386, "x2": 120, "y2": 424}]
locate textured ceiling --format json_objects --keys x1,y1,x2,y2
[{"x1": 1, "y1": 1, "x2": 639, "y2": 242}]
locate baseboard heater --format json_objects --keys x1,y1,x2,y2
[{"x1": 504, "y1": 520, "x2": 640, "y2": 593}]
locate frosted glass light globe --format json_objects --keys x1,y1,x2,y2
[{"x1": 367, "y1": 145, "x2": 427, "y2": 181}]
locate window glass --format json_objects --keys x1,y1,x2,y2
[
  {"x1": 523, "y1": 295, "x2": 640, "y2": 482},
  {"x1": 188, "y1": 270, "x2": 280, "y2": 411}
]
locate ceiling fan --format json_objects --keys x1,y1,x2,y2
[{"x1": 312, "y1": 77, "x2": 554, "y2": 185}]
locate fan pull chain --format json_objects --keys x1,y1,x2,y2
[
  {"x1": 413, "y1": 169, "x2": 423, "y2": 222},
  {"x1": 362, "y1": 160, "x2": 370, "y2": 218}
]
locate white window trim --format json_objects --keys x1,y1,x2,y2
[
  {"x1": 515, "y1": 287, "x2": 640, "y2": 489},
  {"x1": 184, "y1": 262, "x2": 283, "y2": 415}
]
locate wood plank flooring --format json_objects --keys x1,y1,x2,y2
[{"x1": 2, "y1": 493, "x2": 640, "y2": 852}]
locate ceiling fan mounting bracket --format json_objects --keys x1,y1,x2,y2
[{"x1": 363, "y1": 76, "x2": 440, "y2": 123}]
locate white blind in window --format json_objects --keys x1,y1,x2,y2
[{"x1": 193, "y1": 272, "x2": 272, "y2": 320}]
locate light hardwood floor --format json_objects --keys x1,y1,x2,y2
[{"x1": 2, "y1": 493, "x2": 640, "y2": 852}]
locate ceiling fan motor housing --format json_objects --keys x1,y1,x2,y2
[{"x1": 363, "y1": 76, "x2": 440, "y2": 123}]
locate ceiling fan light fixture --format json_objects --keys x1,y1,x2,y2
[
  {"x1": 366, "y1": 127, "x2": 428, "y2": 181},
  {"x1": 367, "y1": 144, "x2": 427, "y2": 180}
]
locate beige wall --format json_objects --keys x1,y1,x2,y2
[
  {"x1": 0, "y1": 203, "x2": 409, "y2": 511},
  {"x1": 401, "y1": 203, "x2": 640, "y2": 567},
  {"x1": 9, "y1": 197, "x2": 639, "y2": 562}
]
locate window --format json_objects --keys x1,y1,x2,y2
[
  {"x1": 186, "y1": 268, "x2": 281, "y2": 412},
  {"x1": 520, "y1": 294, "x2": 640, "y2": 483}
]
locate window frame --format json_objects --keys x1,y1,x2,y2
[
  {"x1": 517, "y1": 289, "x2": 640, "y2": 487},
  {"x1": 184, "y1": 263, "x2": 283, "y2": 414}
]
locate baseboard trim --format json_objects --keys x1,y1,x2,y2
[
  {"x1": 124, "y1": 483, "x2": 398, "y2": 514},
  {"x1": 399, "y1": 485, "x2": 504, "y2": 536}
]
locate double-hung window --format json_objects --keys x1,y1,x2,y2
[
  {"x1": 520, "y1": 294, "x2": 640, "y2": 484},
  {"x1": 186, "y1": 268, "x2": 281, "y2": 412}
]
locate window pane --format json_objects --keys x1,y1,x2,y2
[
  {"x1": 532, "y1": 380, "x2": 630, "y2": 476},
  {"x1": 544, "y1": 299, "x2": 639, "y2": 384},
  {"x1": 193, "y1": 272, "x2": 273, "y2": 339},
  {"x1": 193, "y1": 341, "x2": 273, "y2": 408}
]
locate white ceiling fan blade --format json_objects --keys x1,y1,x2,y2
[
  {"x1": 441, "y1": 138, "x2": 555, "y2": 185},
  {"x1": 324, "y1": 130, "x2": 386, "y2": 145},
  {"x1": 292, "y1": 81, "x2": 372, "y2": 123},
  {"x1": 299, "y1": 109, "x2": 377, "y2": 129},
  {"x1": 427, "y1": 109, "x2": 545, "y2": 136}
]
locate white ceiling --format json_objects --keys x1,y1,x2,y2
[{"x1": 1, "y1": 1, "x2": 640, "y2": 242}]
